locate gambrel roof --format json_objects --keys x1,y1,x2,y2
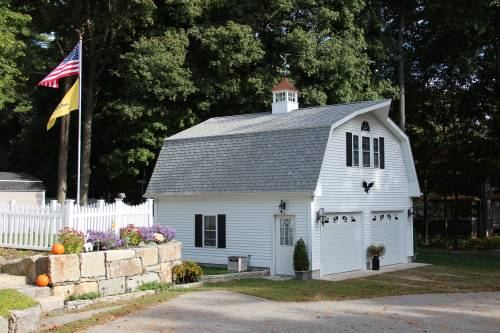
[{"x1": 146, "y1": 100, "x2": 424, "y2": 197}]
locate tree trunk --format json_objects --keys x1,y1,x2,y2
[
  {"x1": 480, "y1": 179, "x2": 491, "y2": 238},
  {"x1": 398, "y1": 4, "x2": 406, "y2": 131},
  {"x1": 56, "y1": 79, "x2": 71, "y2": 203},
  {"x1": 80, "y1": 65, "x2": 95, "y2": 206}
]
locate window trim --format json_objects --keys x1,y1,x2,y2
[
  {"x1": 373, "y1": 137, "x2": 379, "y2": 168},
  {"x1": 274, "y1": 91, "x2": 286, "y2": 102},
  {"x1": 203, "y1": 215, "x2": 217, "y2": 248},
  {"x1": 362, "y1": 136, "x2": 371, "y2": 168},
  {"x1": 353, "y1": 134, "x2": 359, "y2": 167},
  {"x1": 287, "y1": 91, "x2": 296, "y2": 102}
]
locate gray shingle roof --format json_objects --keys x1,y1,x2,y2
[
  {"x1": 0, "y1": 172, "x2": 45, "y2": 191},
  {"x1": 146, "y1": 100, "x2": 388, "y2": 196}
]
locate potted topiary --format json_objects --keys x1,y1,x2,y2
[
  {"x1": 293, "y1": 238, "x2": 312, "y2": 280},
  {"x1": 367, "y1": 244, "x2": 386, "y2": 270}
]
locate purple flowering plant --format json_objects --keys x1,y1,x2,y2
[
  {"x1": 87, "y1": 230, "x2": 124, "y2": 251},
  {"x1": 137, "y1": 224, "x2": 176, "y2": 244}
]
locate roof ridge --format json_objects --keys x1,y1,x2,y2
[{"x1": 165, "y1": 124, "x2": 332, "y2": 142}]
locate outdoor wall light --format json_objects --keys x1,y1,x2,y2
[
  {"x1": 279, "y1": 200, "x2": 286, "y2": 214},
  {"x1": 316, "y1": 208, "x2": 328, "y2": 225}
]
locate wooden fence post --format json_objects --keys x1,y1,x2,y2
[
  {"x1": 147, "y1": 198, "x2": 154, "y2": 227},
  {"x1": 64, "y1": 199, "x2": 75, "y2": 230}
]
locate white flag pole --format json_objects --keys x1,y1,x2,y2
[{"x1": 76, "y1": 34, "x2": 83, "y2": 206}]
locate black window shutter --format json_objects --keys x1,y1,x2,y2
[
  {"x1": 346, "y1": 132, "x2": 353, "y2": 167},
  {"x1": 379, "y1": 137, "x2": 385, "y2": 169},
  {"x1": 217, "y1": 214, "x2": 226, "y2": 248},
  {"x1": 195, "y1": 214, "x2": 202, "y2": 247}
]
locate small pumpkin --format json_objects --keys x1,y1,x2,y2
[
  {"x1": 36, "y1": 274, "x2": 49, "y2": 287},
  {"x1": 51, "y1": 243, "x2": 65, "y2": 255}
]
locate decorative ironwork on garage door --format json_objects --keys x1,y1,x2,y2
[{"x1": 324, "y1": 214, "x2": 358, "y2": 224}]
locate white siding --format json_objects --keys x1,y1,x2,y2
[
  {"x1": 155, "y1": 193, "x2": 311, "y2": 271},
  {"x1": 0, "y1": 191, "x2": 45, "y2": 206},
  {"x1": 312, "y1": 113, "x2": 412, "y2": 271}
]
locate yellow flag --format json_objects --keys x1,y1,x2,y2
[{"x1": 47, "y1": 79, "x2": 79, "y2": 130}]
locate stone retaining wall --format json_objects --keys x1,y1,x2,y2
[{"x1": 48, "y1": 241, "x2": 181, "y2": 298}]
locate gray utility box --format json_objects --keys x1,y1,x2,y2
[{"x1": 227, "y1": 256, "x2": 248, "y2": 272}]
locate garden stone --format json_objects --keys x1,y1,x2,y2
[
  {"x1": 159, "y1": 262, "x2": 173, "y2": 283},
  {"x1": 80, "y1": 252, "x2": 105, "y2": 278},
  {"x1": 135, "y1": 247, "x2": 158, "y2": 267},
  {"x1": 0, "y1": 316, "x2": 7, "y2": 333},
  {"x1": 74, "y1": 282, "x2": 99, "y2": 295},
  {"x1": 48, "y1": 254, "x2": 80, "y2": 283},
  {"x1": 52, "y1": 285, "x2": 75, "y2": 298},
  {"x1": 158, "y1": 242, "x2": 181, "y2": 263},
  {"x1": 105, "y1": 250, "x2": 135, "y2": 262},
  {"x1": 145, "y1": 264, "x2": 161, "y2": 272},
  {"x1": 108, "y1": 258, "x2": 142, "y2": 278},
  {"x1": 9, "y1": 305, "x2": 40, "y2": 333},
  {"x1": 98, "y1": 277, "x2": 125, "y2": 296},
  {"x1": 126, "y1": 272, "x2": 160, "y2": 292}
]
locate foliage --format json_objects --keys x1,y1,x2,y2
[
  {"x1": 367, "y1": 244, "x2": 386, "y2": 257},
  {"x1": 0, "y1": 0, "x2": 31, "y2": 109},
  {"x1": 65, "y1": 292, "x2": 101, "y2": 302},
  {"x1": 293, "y1": 238, "x2": 310, "y2": 272},
  {"x1": 120, "y1": 224, "x2": 143, "y2": 246},
  {"x1": 137, "y1": 281, "x2": 171, "y2": 291},
  {"x1": 57, "y1": 228, "x2": 85, "y2": 254},
  {"x1": 419, "y1": 235, "x2": 500, "y2": 250},
  {"x1": 86, "y1": 230, "x2": 124, "y2": 251},
  {"x1": 173, "y1": 261, "x2": 203, "y2": 284},
  {"x1": 0, "y1": 289, "x2": 38, "y2": 318}
]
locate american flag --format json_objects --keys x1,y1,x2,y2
[{"x1": 38, "y1": 44, "x2": 79, "y2": 88}]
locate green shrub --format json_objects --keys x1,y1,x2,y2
[
  {"x1": 173, "y1": 261, "x2": 203, "y2": 284},
  {"x1": 293, "y1": 238, "x2": 310, "y2": 271},
  {"x1": 137, "y1": 281, "x2": 171, "y2": 291},
  {"x1": 65, "y1": 292, "x2": 101, "y2": 302},
  {"x1": 367, "y1": 244, "x2": 386, "y2": 257},
  {"x1": 57, "y1": 228, "x2": 85, "y2": 254},
  {"x1": 464, "y1": 236, "x2": 500, "y2": 250}
]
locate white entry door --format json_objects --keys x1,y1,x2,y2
[
  {"x1": 371, "y1": 211, "x2": 404, "y2": 266},
  {"x1": 275, "y1": 216, "x2": 295, "y2": 275},
  {"x1": 321, "y1": 213, "x2": 363, "y2": 275}
]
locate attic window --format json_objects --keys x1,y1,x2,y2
[
  {"x1": 361, "y1": 121, "x2": 370, "y2": 131},
  {"x1": 287, "y1": 92, "x2": 296, "y2": 102}
]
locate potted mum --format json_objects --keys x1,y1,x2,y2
[
  {"x1": 293, "y1": 238, "x2": 312, "y2": 280},
  {"x1": 367, "y1": 244, "x2": 386, "y2": 270}
]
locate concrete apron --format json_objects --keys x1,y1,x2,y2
[{"x1": 315, "y1": 263, "x2": 431, "y2": 281}]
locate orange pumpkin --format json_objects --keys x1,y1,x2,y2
[
  {"x1": 36, "y1": 274, "x2": 49, "y2": 287},
  {"x1": 51, "y1": 243, "x2": 65, "y2": 255}
]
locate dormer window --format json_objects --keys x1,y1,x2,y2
[
  {"x1": 361, "y1": 121, "x2": 370, "y2": 131},
  {"x1": 288, "y1": 92, "x2": 296, "y2": 102}
]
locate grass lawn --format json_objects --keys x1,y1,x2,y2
[
  {"x1": 200, "y1": 265, "x2": 229, "y2": 275},
  {"x1": 204, "y1": 248, "x2": 500, "y2": 302},
  {"x1": 0, "y1": 289, "x2": 38, "y2": 318}
]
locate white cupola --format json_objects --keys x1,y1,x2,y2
[{"x1": 271, "y1": 77, "x2": 299, "y2": 114}]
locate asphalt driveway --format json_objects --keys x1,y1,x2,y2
[{"x1": 85, "y1": 290, "x2": 500, "y2": 333}]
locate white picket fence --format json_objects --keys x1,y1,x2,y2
[{"x1": 0, "y1": 199, "x2": 153, "y2": 250}]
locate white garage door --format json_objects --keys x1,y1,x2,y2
[
  {"x1": 321, "y1": 213, "x2": 363, "y2": 275},
  {"x1": 371, "y1": 211, "x2": 404, "y2": 266}
]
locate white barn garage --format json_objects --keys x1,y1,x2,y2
[{"x1": 146, "y1": 78, "x2": 420, "y2": 276}]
